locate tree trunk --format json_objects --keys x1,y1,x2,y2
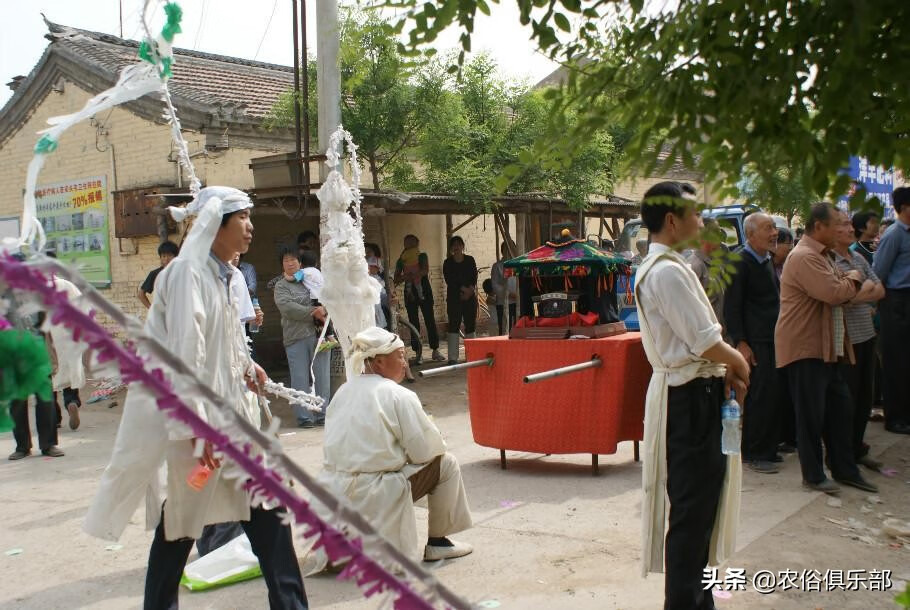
[{"x1": 369, "y1": 154, "x2": 380, "y2": 191}]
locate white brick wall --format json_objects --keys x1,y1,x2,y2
[{"x1": 0, "y1": 81, "x2": 283, "y2": 327}]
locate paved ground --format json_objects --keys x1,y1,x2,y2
[{"x1": 1, "y1": 368, "x2": 908, "y2": 609}]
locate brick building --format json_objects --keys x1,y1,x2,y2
[{"x1": 1, "y1": 21, "x2": 669, "y2": 366}]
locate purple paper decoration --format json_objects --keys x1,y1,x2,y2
[{"x1": 0, "y1": 254, "x2": 448, "y2": 610}]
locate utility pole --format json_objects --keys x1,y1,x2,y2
[{"x1": 316, "y1": 0, "x2": 341, "y2": 182}]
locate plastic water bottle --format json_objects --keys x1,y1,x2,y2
[
  {"x1": 721, "y1": 391, "x2": 741, "y2": 456},
  {"x1": 249, "y1": 297, "x2": 261, "y2": 333}
]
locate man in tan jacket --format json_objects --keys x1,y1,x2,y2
[{"x1": 775, "y1": 202, "x2": 878, "y2": 495}]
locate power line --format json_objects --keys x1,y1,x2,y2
[
  {"x1": 254, "y1": 0, "x2": 280, "y2": 60},
  {"x1": 193, "y1": 0, "x2": 208, "y2": 49}
]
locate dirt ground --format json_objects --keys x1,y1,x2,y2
[{"x1": 1, "y1": 369, "x2": 908, "y2": 609}]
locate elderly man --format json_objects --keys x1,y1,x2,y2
[
  {"x1": 873, "y1": 187, "x2": 910, "y2": 435},
  {"x1": 775, "y1": 202, "x2": 878, "y2": 496},
  {"x1": 724, "y1": 213, "x2": 781, "y2": 474},
  {"x1": 318, "y1": 327, "x2": 473, "y2": 562},
  {"x1": 85, "y1": 187, "x2": 308, "y2": 609}
]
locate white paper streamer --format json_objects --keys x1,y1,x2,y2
[{"x1": 317, "y1": 126, "x2": 381, "y2": 378}]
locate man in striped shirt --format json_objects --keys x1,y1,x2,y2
[{"x1": 832, "y1": 209, "x2": 885, "y2": 471}]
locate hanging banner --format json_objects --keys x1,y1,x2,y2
[
  {"x1": 842, "y1": 156, "x2": 895, "y2": 219},
  {"x1": 36, "y1": 176, "x2": 112, "y2": 286}
]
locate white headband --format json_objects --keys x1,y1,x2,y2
[
  {"x1": 168, "y1": 186, "x2": 253, "y2": 265},
  {"x1": 350, "y1": 327, "x2": 404, "y2": 374}
]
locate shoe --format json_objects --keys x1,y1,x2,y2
[
  {"x1": 857, "y1": 455, "x2": 883, "y2": 472},
  {"x1": 431, "y1": 350, "x2": 446, "y2": 362},
  {"x1": 315, "y1": 419, "x2": 325, "y2": 427},
  {"x1": 747, "y1": 460, "x2": 779, "y2": 474},
  {"x1": 802, "y1": 479, "x2": 841, "y2": 495},
  {"x1": 834, "y1": 477, "x2": 878, "y2": 493},
  {"x1": 41, "y1": 447, "x2": 65, "y2": 458},
  {"x1": 411, "y1": 355, "x2": 423, "y2": 366},
  {"x1": 771, "y1": 454, "x2": 784, "y2": 463},
  {"x1": 67, "y1": 402, "x2": 80, "y2": 430},
  {"x1": 778, "y1": 442, "x2": 797, "y2": 454},
  {"x1": 8, "y1": 450, "x2": 30, "y2": 461},
  {"x1": 423, "y1": 539, "x2": 473, "y2": 561},
  {"x1": 298, "y1": 421, "x2": 315, "y2": 429},
  {"x1": 885, "y1": 422, "x2": 910, "y2": 435}
]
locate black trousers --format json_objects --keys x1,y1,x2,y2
[
  {"x1": 777, "y1": 366, "x2": 797, "y2": 447},
  {"x1": 785, "y1": 359, "x2": 860, "y2": 484},
  {"x1": 446, "y1": 298, "x2": 477, "y2": 334},
  {"x1": 742, "y1": 342, "x2": 779, "y2": 462},
  {"x1": 54, "y1": 387, "x2": 81, "y2": 425},
  {"x1": 879, "y1": 290, "x2": 910, "y2": 427},
  {"x1": 404, "y1": 298, "x2": 440, "y2": 352},
  {"x1": 841, "y1": 337, "x2": 877, "y2": 459},
  {"x1": 496, "y1": 303, "x2": 517, "y2": 335},
  {"x1": 11, "y1": 394, "x2": 58, "y2": 453},
  {"x1": 196, "y1": 521, "x2": 246, "y2": 556},
  {"x1": 144, "y1": 506, "x2": 307, "y2": 610},
  {"x1": 665, "y1": 377, "x2": 726, "y2": 610}
]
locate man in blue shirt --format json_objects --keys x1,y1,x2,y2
[{"x1": 872, "y1": 187, "x2": 910, "y2": 435}]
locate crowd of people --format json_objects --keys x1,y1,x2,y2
[
  {"x1": 687, "y1": 194, "x2": 910, "y2": 486},
  {"x1": 636, "y1": 181, "x2": 910, "y2": 609},
  {"x1": 7, "y1": 178, "x2": 908, "y2": 609}
]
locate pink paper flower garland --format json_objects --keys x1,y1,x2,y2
[{"x1": 0, "y1": 254, "x2": 464, "y2": 610}]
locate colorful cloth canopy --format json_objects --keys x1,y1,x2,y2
[{"x1": 503, "y1": 239, "x2": 631, "y2": 278}]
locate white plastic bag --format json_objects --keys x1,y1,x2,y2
[{"x1": 180, "y1": 534, "x2": 261, "y2": 591}]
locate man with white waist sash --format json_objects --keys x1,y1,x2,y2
[{"x1": 635, "y1": 181, "x2": 750, "y2": 609}]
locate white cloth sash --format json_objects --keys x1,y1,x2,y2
[{"x1": 635, "y1": 251, "x2": 741, "y2": 577}]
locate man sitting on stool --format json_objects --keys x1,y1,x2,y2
[{"x1": 317, "y1": 327, "x2": 473, "y2": 562}]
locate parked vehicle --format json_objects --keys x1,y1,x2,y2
[
  {"x1": 615, "y1": 204, "x2": 789, "y2": 330},
  {"x1": 616, "y1": 204, "x2": 789, "y2": 256}
]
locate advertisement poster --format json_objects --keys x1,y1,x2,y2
[
  {"x1": 842, "y1": 156, "x2": 895, "y2": 219},
  {"x1": 36, "y1": 176, "x2": 111, "y2": 286}
]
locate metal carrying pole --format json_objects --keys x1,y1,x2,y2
[
  {"x1": 523, "y1": 356, "x2": 602, "y2": 384},
  {"x1": 418, "y1": 357, "x2": 494, "y2": 378}
]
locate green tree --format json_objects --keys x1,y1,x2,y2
[
  {"x1": 418, "y1": 54, "x2": 616, "y2": 210},
  {"x1": 266, "y1": 10, "x2": 443, "y2": 190},
  {"x1": 389, "y1": 0, "x2": 910, "y2": 205},
  {"x1": 737, "y1": 165, "x2": 819, "y2": 227}
]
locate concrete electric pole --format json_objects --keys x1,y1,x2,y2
[{"x1": 316, "y1": 0, "x2": 341, "y2": 183}]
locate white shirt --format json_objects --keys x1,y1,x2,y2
[
  {"x1": 636, "y1": 243, "x2": 723, "y2": 383},
  {"x1": 230, "y1": 264, "x2": 256, "y2": 323},
  {"x1": 301, "y1": 267, "x2": 324, "y2": 300}
]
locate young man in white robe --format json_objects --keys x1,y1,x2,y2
[
  {"x1": 317, "y1": 327, "x2": 473, "y2": 563},
  {"x1": 635, "y1": 181, "x2": 750, "y2": 609},
  {"x1": 84, "y1": 187, "x2": 308, "y2": 609}
]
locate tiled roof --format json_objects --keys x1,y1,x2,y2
[{"x1": 45, "y1": 20, "x2": 295, "y2": 120}]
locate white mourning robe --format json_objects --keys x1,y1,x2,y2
[
  {"x1": 317, "y1": 374, "x2": 471, "y2": 559},
  {"x1": 44, "y1": 276, "x2": 88, "y2": 391},
  {"x1": 84, "y1": 256, "x2": 260, "y2": 541}
]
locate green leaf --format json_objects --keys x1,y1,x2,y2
[{"x1": 554, "y1": 13, "x2": 571, "y2": 32}]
